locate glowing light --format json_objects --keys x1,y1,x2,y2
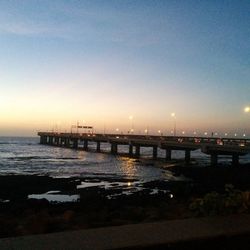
[
  {"x1": 243, "y1": 134, "x2": 246, "y2": 137},
  {"x1": 234, "y1": 133, "x2": 237, "y2": 137},
  {"x1": 204, "y1": 132, "x2": 208, "y2": 136},
  {"x1": 225, "y1": 133, "x2": 228, "y2": 136},
  {"x1": 128, "y1": 116, "x2": 134, "y2": 134},
  {"x1": 170, "y1": 194, "x2": 174, "y2": 199},
  {"x1": 193, "y1": 131, "x2": 197, "y2": 135},
  {"x1": 182, "y1": 131, "x2": 185, "y2": 134},
  {"x1": 171, "y1": 112, "x2": 176, "y2": 136},
  {"x1": 244, "y1": 106, "x2": 250, "y2": 113},
  {"x1": 158, "y1": 130, "x2": 161, "y2": 134},
  {"x1": 127, "y1": 182, "x2": 132, "y2": 187}
]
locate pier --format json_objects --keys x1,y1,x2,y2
[{"x1": 38, "y1": 132, "x2": 250, "y2": 166}]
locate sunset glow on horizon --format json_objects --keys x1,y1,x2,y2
[{"x1": 0, "y1": 1, "x2": 249, "y2": 137}]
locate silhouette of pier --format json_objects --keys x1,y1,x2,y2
[{"x1": 38, "y1": 132, "x2": 250, "y2": 166}]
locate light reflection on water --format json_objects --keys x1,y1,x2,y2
[
  {"x1": 28, "y1": 193, "x2": 80, "y2": 203},
  {"x1": 120, "y1": 157, "x2": 137, "y2": 177}
]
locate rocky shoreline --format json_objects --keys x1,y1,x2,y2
[{"x1": 1, "y1": 164, "x2": 250, "y2": 238}]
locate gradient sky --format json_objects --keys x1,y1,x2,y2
[{"x1": 0, "y1": 0, "x2": 249, "y2": 136}]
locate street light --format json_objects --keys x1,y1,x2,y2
[
  {"x1": 129, "y1": 115, "x2": 133, "y2": 134},
  {"x1": 244, "y1": 106, "x2": 250, "y2": 113},
  {"x1": 171, "y1": 112, "x2": 176, "y2": 136},
  {"x1": 244, "y1": 106, "x2": 249, "y2": 138}
]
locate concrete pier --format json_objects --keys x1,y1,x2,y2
[
  {"x1": 96, "y1": 141, "x2": 101, "y2": 152},
  {"x1": 232, "y1": 154, "x2": 239, "y2": 166},
  {"x1": 211, "y1": 153, "x2": 218, "y2": 166},
  {"x1": 165, "y1": 149, "x2": 172, "y2": 161},
  {"x1": 153, "y1": 146, "x2": 157, "y2": 159},
  {"x1": 135, "y1": 145, "x2": 140, "y2": 157},
  {"x1": 129, "y1": 144, "x2": 133, "y2": 156},
  {"x1": 84, "y1": 140, "x2": 88, "y2": 150},
  {"x1": 185, "y1": 150, "x2": 191, "y2": 163},
  {"x1": 73, "y1": 139, "x2": 78, "y2": 149},
  {"x1": 38, "y1": 132, "x2": 250, "y2": 165},
  {"x1": 111, "y1": 143, "x2": 118, "y2": 154}
]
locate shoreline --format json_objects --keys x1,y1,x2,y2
[{"x1": 1, "y1": 165, "x2": 250, "y2": 238}]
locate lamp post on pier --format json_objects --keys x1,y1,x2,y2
[
  {"x1": 244, "y1": 106, "x2": 249, "y2": 137},
  {"x1": 171, "y1": 112, "x2": 176, "y2": 136},
  {"x1": 129, "y1": 115, "x2": 134, "y2": 134},
  {"x1": 244, "y1": 106, "x2": 250, "y2": 113}
]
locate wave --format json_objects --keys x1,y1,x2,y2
[
  {"x1": 5, "y1": 156, "x2": 83, "y2": 161},
  {"x1": 55, "y1": 157, "x2": 80, "y2": 160},
  {"x1": 0, "y1": 142, "x2": 19, "y2": 145},
  {"x1": 7, "y1": 156, "x2": 46, "y2": 160}
]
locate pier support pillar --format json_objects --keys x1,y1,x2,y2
[
  {"x1": 48, "y1": 136, "x2": 53, "y2": 145},
  {"x1": 59, "y1": 137, "x2": 63, "y2": 147},
  {"x1": 84, "y1": 140, "x2": 88, "y2": 150},
  {"x1": 40, "y1": 136, "x2": 47, "y2": 144},
  {"x1": 65, "y1": 138, "x2": 70, "y2": 147},
  {"x1": 135, "y1": 145, "x2": 140, "y2": 158},
  {"x1": 211, "y1": 153, "x2": 218, "y2": 166},
  {"x1": 166, "y1": 149, "x2": 172, "y2": 161},
  {"x1": 129, "y1": 145, "x2": 133, "y2": 156},
  {"x1": 55, "y1": 137, "x2": 59, "y2": 146},
  {"x1": 185, "y1": 150, "x2": 191, "y2": 164},
  {"x1": 96, "y1": 141, "x2": 101, "y2": 152},
  {"x1": 73, "y1": 139, "x2": 78, "y2": 149},
  {"x1": 111, "y1": 143, "x2": 118, "y2": 154},
  {"x1": 232, "y1": 154, "x2": 239, "y2": 167},
  {"x1": 153, "y1": 146, "x2": 158, "y2": 159},
  {"x1": 62, "y1": 137, "x2": 68, "y2": 147}
]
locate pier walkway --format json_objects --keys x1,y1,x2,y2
[{"x1": 38, "y1": 132, "x2": 250, "y2": 166}]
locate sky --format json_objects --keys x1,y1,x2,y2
[{"x1": 0, "y1": 0, "x2": 249, "y2": 137}]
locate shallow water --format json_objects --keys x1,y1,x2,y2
[{"x1": 28, "y1": 192, "x2": 80, "y2": 203}]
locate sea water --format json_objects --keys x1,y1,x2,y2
[
  {"x1": 0, "y1": 136, "x2": 249, "y2": 180},
  {"x1": 1, "y1": 136, "x2": 250, "y2": 202}
]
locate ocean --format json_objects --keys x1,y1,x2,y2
[
  {"x1": 1, "y1": 136, "x2": 250, "y2": 180},
  {"x1": 1, "y1": 136, "x2": 250, "y2": 202}
]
